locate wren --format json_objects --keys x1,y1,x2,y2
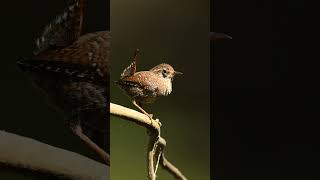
[
  {"x1": 116, "y1": 49, "x2": 182, "y2": 125},
  {"x1": 16, "y1": 0, "x2": 110, "y2": 164}
]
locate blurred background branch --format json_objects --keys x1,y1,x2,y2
[
  {"x1": 110, "y1": 102, "x2": 187, "y2": 180},
  {"x1": 0, "y1": 131, "x2": 108, "y2": 180},
  {"x1": 158, "y1": 137, "x2": 187, "y2": 180}
]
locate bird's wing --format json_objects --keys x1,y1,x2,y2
[
  {"x1": 34, "y1": 0, "x2": 85, "y2": 54},
  {"x1": 16, "y1": 59, "x2": 103, "y2": 83},
  {"x1": 18, "y1": 31, "x2": 110, "y2": 83},
  {"x1": 117, "y1": 71, "x2": 157, "y2": 93},
  {"x1": 116, "y1": 78, "x2": 141, "y2": 88}
]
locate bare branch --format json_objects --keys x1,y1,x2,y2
[
  {"x1": 110, "y1": 102, "x2": 187, "y2": 180},
  {"x1": 110, "y1": 103, "x2": 160, "y2": 131},
  {"x1": 158, "y1": 137, "x2": 187, "y2": 180},
  {"x1": 147, "y1": 134, "x2": 159, "y2": 180},
  {"x1": 208, "y1": 32, "x2": 232, "y2": 41},
  {"x1": 0, "y1": 131, "x2": 108, "y2": 180},
  {"x1": 154, "y1": 141, "x2": 163, "y2": 174},
  {"x1": 110, "y1": 102, "x2": 160, "y2": 179}
]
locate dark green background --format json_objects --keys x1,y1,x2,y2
[
  {"x1": 0, "y1": 0, "x2": 109, "y2": 179},
  {"x1": 110, "y1": 0, "x2": 210, "y2": 179}
]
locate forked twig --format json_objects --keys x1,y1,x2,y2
[
  {"x1": 158, "y1": 137, "x2": 187, "y2": 180},
  {"x1": 147, "y1": 132, "x2": 159, "y2": 180},
  {"x1": 110, "y1": 103, "x2": 187, "y2": 180}
]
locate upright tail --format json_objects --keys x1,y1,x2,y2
[
  {"x1": 120, "y1": 49, "x2": 140, "y2": 78},
  {"x1": 34, "y1": 0, "x2": 85, "y2": 54}
]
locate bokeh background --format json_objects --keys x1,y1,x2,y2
[
  {"x1": 110, "y1": 0, "x2": 210, "y2": 179},
  {"x1": 0, "y1": 0, "x2": 109, "y2": 179}
]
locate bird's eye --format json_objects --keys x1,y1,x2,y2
[{"x1": 162, "y1": 69, "x2": 168, "y2": 78}]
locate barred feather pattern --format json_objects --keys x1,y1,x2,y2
[
  {"x1": 120, "y1": 49, "x2": 139, "y2": 78},
  {"x1": 35, "y1": 0, "x2": 84, "y2": 54},
  {"x1": 120, "y1": 61, "x2": 136, "y2": 78},
  {"x1": 29, "y1": 31, "x2": 110, "y2": 84},
  {"x1": 17, "y1": 0, "x2": 110, "y2": 155},
  {"x1": 17, "y1": 32, "x2": 111, "y2": 153}
]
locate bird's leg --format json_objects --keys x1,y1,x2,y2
[
  {"x1": 132, "y1": 100, "x2": 162, "y2": 127},
  {"x1": 71, "y1": 124, "x2": 110, "y2": 165},
  {"x1": 132, "y1": 100, "x2": 153, "y2": 119}
]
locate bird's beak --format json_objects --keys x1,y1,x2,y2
[{"x1": 174, "y1": 71, "x2": 183, "y2": 75}]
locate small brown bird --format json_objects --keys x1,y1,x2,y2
[
  {"x1": 17, "y1": 0, "x2": 110, "y2": 165},
  {"x1": 116, "y1": 50, "x2": 182, "y2": 124}
]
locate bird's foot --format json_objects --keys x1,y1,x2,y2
[
  {"x1": 147, "y1": 113, "x2": 154, "y2": 119},
  {"x1": 147, "y1": 113, "x2": 154, "y2": 126},
  {"x1": 146, "y1": 114, "x2": 162, "y2": 127},
  {"x1": 141, "y1": 112, "x2": 161, "y2": 127}
]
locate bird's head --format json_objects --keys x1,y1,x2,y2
[{"x1": 150, "y1": 63, "x2": 182, "y2": 81}]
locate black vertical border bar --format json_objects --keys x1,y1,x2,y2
[{"x1": 106, "y1": 0, "x2": 110, "y2": 156}]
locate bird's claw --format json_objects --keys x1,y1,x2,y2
[
  {"x1": 145, "y1": 114, "x2": 161, "y2": 127},
  {"x1": 146, "y1": 113, "x2": 154, "y2": 126},
  {"x1": 148, "y1": 113, "x2": 153, "y2": 119}
]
